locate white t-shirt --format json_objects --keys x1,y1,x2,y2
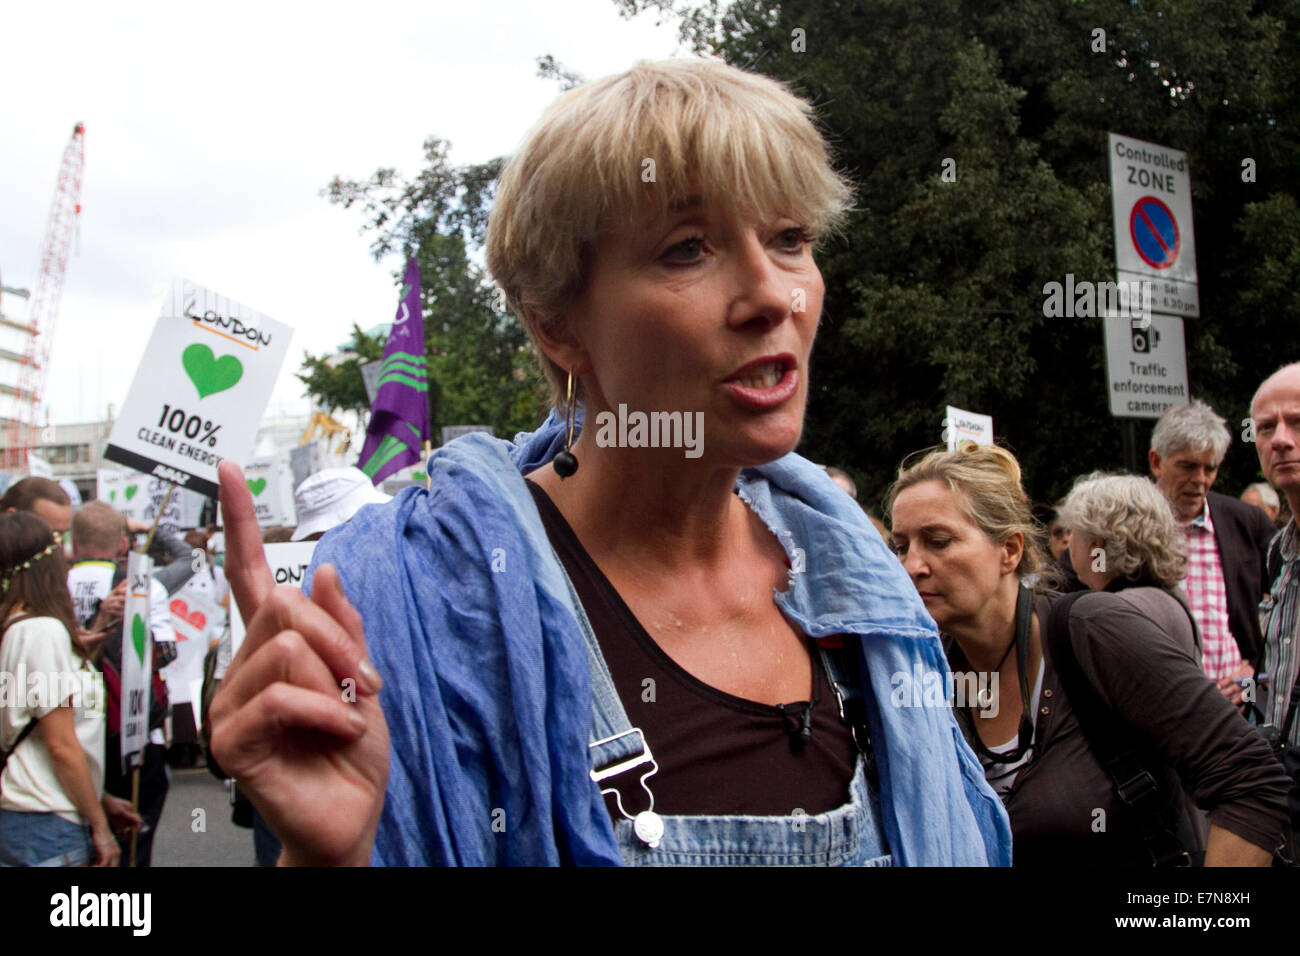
[
  {"x1": 0, "y1": 615, "x2": 106, "y2": 823},
  {"x1": 67, "y1": 561, "x2": 176, "y2": 645}
]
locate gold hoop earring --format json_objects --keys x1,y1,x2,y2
[{"x1": 554, "y1": 369, "x2": 579, "y2": 479}]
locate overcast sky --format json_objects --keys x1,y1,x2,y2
[{"x1": 0, "y1": 0, "x2": 680, "y2": 425}]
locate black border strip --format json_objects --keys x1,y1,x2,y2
[{"x1": 102, "y1": 444, "x2": 218, "y2": 499}]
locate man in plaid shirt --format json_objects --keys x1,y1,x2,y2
[{"x1": 1149, "y1": 401, "x2": 1277, "y2": 705}]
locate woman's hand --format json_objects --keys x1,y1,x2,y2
[
  {"x1": 90, "y1": 825, "x2": 120, "y2": 867},
  {"x1": 208, "y1": 461, "x2": 390, "y2": 866},
  {"x1": 75, "y1": 627, "x2": 108, "y2": 654},
  {"x1": 101, "y1": 793, "x2": 141, "y2": 837}
]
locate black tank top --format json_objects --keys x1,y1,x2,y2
[{"x1": 526, "y1": 479, "x2": 856, "y2": 816}]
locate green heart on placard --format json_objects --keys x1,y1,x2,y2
[
  {"x1": 182, "y1": 343, "x2": 244, "y2": 399},
  {"x1": 124, "y1": 485, "x2": 138, "y2": 501},
  {"x1": 109, "y1": 490, "x2": 117, "y2": 502},
  {"x1": 131, "y1": 614, "x2": 146, "y2": 664},
  {"x1": 247, "y1": 478, "x2": 267, "y2": 497}
]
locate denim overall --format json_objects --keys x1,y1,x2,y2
[{"x1": 572, "y1": 567, "x2": 894, "y2": 867}]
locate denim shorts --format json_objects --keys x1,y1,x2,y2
[
  {"x1": 0, "y1": 808, "x2": 93, "y2": 867},
  {"x1": 612, "y1": 754, "x2": 893, "y2": 867}
]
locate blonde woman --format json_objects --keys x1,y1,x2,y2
[
  {"x1": 208, "y1": 58, "x2": 1011, "y2": 867},
  {"x1": 888, "y1": 447, "x2": 1289, "y2": 866}
]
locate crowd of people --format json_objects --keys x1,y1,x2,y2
[
  {"x1": 0, "y1": 463, "x2": 392, "y2": 867},
  {"x1": 0, "y1": 475, "x2": 224, "y2": 866},
  {"x1": 201, "y1": 58, "x2": 1295, "y2": 868},
  {"x1": 4, "y1": 56, "x2": 1298, "y2": 868}
]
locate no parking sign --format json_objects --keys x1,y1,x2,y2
[{"x1": 1108, "y1": 133, "x2": 1199, "y2": 317}]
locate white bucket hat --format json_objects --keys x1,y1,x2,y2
[{"x1": 291, "y1": 467, "x2": 391, "y2": 541}]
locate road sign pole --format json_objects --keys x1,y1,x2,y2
[{"x1": 1121, "y1": 419, "x2": 1141, "y2": 475}]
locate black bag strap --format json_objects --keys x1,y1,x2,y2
[
  {"x1": 1248, "y1": 536, "x2": 1300, "y2": 730},
  {"x1": 1278, "y1": 675, "x2": 1300, "y2": 744},
  {"x1": 0, "y1": 719, "x2": 39, "y2": 779},
  {"x1": 1267, "y1": 533, "x2": 1285, "y2": 591},
  {"x1": 0, "y1": 613, "x2": 42, "y2": 784},
  {"x1": 1045, "y1": 590, "x2": 1191, "y2": 867}
]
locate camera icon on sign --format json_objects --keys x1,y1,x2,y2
[{"x1": 1131, "y1": 323, "x2": 1160, "y2": 354}]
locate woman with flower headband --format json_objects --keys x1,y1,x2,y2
[
  {"x1": 0, "y1": 511, "x2": 140, "y2": 867},
  {"x1": 209, "y1": 58, "x2": 1010, "y2": 866}
]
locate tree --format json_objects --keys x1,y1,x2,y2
[
  {"x1": 612, "y1": 0, "x2": 1299, "y2": 509},
  {"x1": 302, "y1": 137, "x2": 548, "y2": 444},
  {"x1": 296, "y1": 323, "x2": 385, "y2": 419}
]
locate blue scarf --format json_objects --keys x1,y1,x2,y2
[{"x1": 304, "y1": 411, "x2": 1011, "y2": 865}]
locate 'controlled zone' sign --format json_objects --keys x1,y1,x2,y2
[
  {"x1": 1104, "y1": 133, "x2": 1193, "y2": 419},
  {"x1": 1107, "y1": 133, "x2": 1199, "y2": 317}
]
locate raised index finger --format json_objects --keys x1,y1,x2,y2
[{"x1": 218, "y1": 459, "x2": 275, "y2": 621}]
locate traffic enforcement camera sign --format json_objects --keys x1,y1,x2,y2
[
  {"x1": 104, "y1": 278, "x2": 294, "y2": 498},
  {"x1": 1108, "y1": 133, "x2": 1199, "y2": 317},
  {"x1": 1103, "y1": 313, "x2": 1189, "y2": 419}
]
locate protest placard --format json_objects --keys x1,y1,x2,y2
[
  {"x1": 103, "y1": 278, "x2": 293, "y2": 498},
  {"x1": 120, "y1": 552, "x2": 153, "y2": 773},
  {"x1": 229, "y1": 541, "x2": 317, "y2": 657}
]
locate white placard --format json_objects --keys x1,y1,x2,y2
[
  {"x1": 1108, "y1": 132, "x2": 1199, "y2": 317},
  {"x1": 26, "y1": 452, "x2": 53, "y2": 478},
  {"x1": 1103, "y1": 313, "x2": 1189, "y2": 419},
  {"x1": 120, "y1": 552, "x2": 154, "y2": 772},
  {"x1": 162, "y1": 584, "x2": 222, "y2": 706},
  {"x1": 103, "y1": 278, "x2": 294, "y2": 498},
  {"x1": 229, "y1": 541, "x2": 318, "y2": 658},
  {"x1": 96, "y1": 466, "x2": 205, "y2": 533},
  {"x1": 243, "y1": 457, "x2": 297, "y2": 528},
  {"x1": 167, "y1": 586, "x2": 223, "y2": 646},
  {"x1": 944, "y1": 405, "x2": 994, "y2": 451}
]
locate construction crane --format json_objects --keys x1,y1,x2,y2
[
  {"x1": 299, "y1": 410, "x2": 353, "y2": 455},
  {"x1": 3, "y1": 122, "x2": 85, "y2": 472}
]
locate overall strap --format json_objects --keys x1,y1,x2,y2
[
  {"x1": 818, "y1": 638, "x2": 876, "y2": 786},
  {"x1": 1045, "y1": 590, "x2": 1190, "y2": 866},
  {"x1": 549, "y1": 551, "x2": 662, "y2": 845}
]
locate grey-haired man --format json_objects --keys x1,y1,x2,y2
[{"x1": 1149, "y1": 400, "x2": 1276, "y2": 704}]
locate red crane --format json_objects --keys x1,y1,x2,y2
[{"x1": 3, "y1": 122, "x2": 85, "y2": 472}]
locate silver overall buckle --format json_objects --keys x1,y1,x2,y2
[{"x1": 589, "y1": 728, "x2": 664, "y2": 848}]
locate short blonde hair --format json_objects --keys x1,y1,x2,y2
[
  {"x1": 72, "y1": 501, "x2": 125, "y2": 555},
  {"x1": 1058, "y1": 473, "x2": 1187, "y2": 588},
  {"x1": 485, "y1": 57, "x2": 854, "y2": 409},
  {"x1": 885, "y1": 444, "x2": 1050, "y2": 586}
]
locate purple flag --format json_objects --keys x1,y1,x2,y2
[{"x1": 357, "y1": 257, "x2": 428, "y2": 485}]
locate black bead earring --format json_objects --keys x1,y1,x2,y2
[{"x1": 553, "y1": 369, "x2": 579, "y2": 479}]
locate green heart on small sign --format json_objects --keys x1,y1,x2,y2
[
  {"x1": 124, "y1": 485, "x2": 138, "y2": 501},
  {"x1": 247, "y1": 478, "x2": 267, "y2": 497},
  {"x1": 131, "y1": 614, "x2": 147, "y2": 664},
  {"x1": 182, "y1": 343, "x2": 244, "y2": 399},
  {"x1": 109, "y1": 490, "x2": 117, "y2": 502}
]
